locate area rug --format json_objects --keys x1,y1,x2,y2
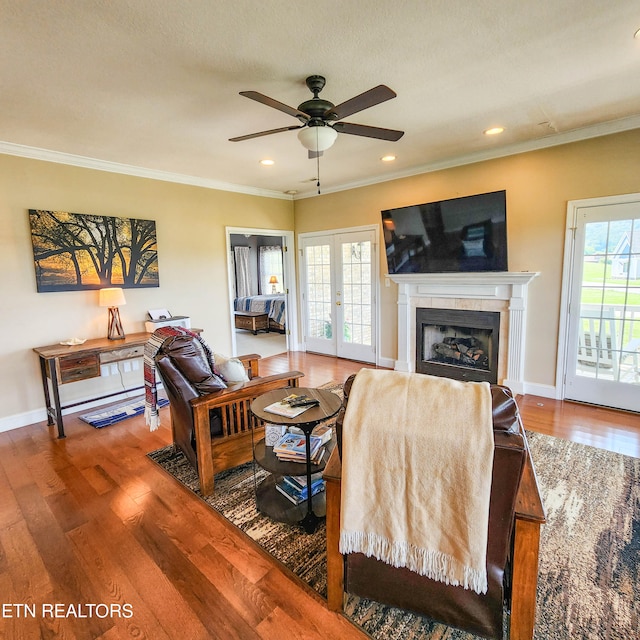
[
  {"x1": 81, "y1": 396, "x2": 168, "y2": 428},
  {"x1": 147, "y1": 415, "x2": 640, "y2": 639}
]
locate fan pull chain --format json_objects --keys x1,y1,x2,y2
[{"x1": 316, "y1": 125, "x2": 321, "y2": 194}]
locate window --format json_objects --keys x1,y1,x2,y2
[{"x1": 259, "y1": 245, "x2": 284, "y2": 294}]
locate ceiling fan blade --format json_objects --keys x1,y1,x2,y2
[
  {"x1": 240, "y1": 91, "x2": 310, "y2": 121},
  {"x1": 324, "y1": 85, "x2": 397, "y2": 121},
  {"x1": 229, "y1": 125, "x2": 303, "y2": 142},
  {"x1": 333, "y1": 121, "x2": 404, "y2": 141}
]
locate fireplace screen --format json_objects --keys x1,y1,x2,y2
[{"x1": 416, "y1": 308, "x2": 500, "y2": 383}]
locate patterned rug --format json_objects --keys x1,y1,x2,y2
[
  {"x1": 80, "y1": 396, "x2": 168, "y2": 428},
  {"x1": 147, "y1": 396, "x2": 640, "y2": 639}
]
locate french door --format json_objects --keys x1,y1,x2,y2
[
  {"x1": 300, "y1": 229, "x2": 377, "y2": 363},
  {"x1": 563, "y1": 195, "x2": 640, "y2": 412}
]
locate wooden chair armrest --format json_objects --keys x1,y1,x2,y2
[
  {"x1": 190, "y1": 371, "x2": 304, "y2": 411},
  {"x1": 236, "y1": 353, "x2": 261, "y2": 379}
]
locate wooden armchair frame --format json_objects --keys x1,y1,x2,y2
[{"x1": 184, "y1": 354, "x2": 303, "y2": 496}]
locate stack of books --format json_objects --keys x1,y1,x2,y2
[
  {"x1": 273, "y1": 432, "x2": 325, "y2": 464},
  {"x1": 275, "y1": 474, "x2": 325, "y2": 505}
]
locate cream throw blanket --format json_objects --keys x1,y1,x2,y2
[{"x1": 339, "y1": 369, "x2": 494, "y2": 594}]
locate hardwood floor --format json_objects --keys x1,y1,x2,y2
[{"x1": 2, "y1": 353, "x2": 639, "y2": 639}]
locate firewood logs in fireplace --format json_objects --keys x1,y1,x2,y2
[{"x1": 432, "y1": 336, "x2": 489, "y2": 369}]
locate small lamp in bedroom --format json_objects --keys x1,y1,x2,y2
[
  {"x1": 99, "y1": 287, "x2": 126, "y2": 340},
  {"x1": 269, "y1": 275, "x2": 278, "y2": 294}
]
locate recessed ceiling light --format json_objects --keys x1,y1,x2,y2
[
  {"x1": 260, "y1": 159, "x2": 275, "y2": 166},
  {"x1": 484, "y1": 127, "x2": 505, "y2": 136},
  {"x1": 284, "y1": 190, "x2": 298, "y2": 195},
  {"x1": 635, "y1": 27, "x2": 640, "y2": 39},
  {"x1": 381, "y1": 155, "x2": 396, "y2": 162}
]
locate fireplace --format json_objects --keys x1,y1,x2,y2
[
  {"x1": 389, "y1": 272, "x2": 538, "y2": 393},
  {"x1": 416, "y1": 308, "x2": 500, "y2": 383}
]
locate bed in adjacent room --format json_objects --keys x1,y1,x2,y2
[{"x1": 234, "y1": 295, "x2": 286, "y2": 333}]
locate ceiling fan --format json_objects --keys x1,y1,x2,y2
[{"x1": 229, "y1": 75, "x2": 404, "y2": 158}]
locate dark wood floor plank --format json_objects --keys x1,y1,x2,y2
[
  {"x1": 12, "y1": 482, "x2": 113, "y2": 639},
  {"x1": 255, "y1": 565, "x2": 368, "y2": 639},
  {"x1": 0, "y1": 456, "x2": 22, "y2": 529},
  {"x1": 192, "y1": 542, "x2": 278, "y2": 631},
  {"x1": 66, "y1": 521, "x2": 173, "y2": 640},
  {"x1": 193, "y1": 524, "x2": 274, "y2": 585},
  {"x1": 255, "y1": 605, "x2": 328, "y2": 640},
  {"x1": 0, "y1": 518, "x2": 53, "y2": 601},
  {"x1": 127, "y1": 508, "x2": 262, "y2": 639}
]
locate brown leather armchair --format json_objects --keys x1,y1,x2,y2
[
  {"x1": 154, "y1": 332, "x2": 303, "y2": 496},
  {"x1": 325, "y1": 374, "x2": 545, "y2": 640}
]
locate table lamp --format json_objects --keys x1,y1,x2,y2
[
  {"x1": 269, "y1": 275, "x2": 278, "y2": 294},
  {"x1": 99, "y1": 287, "x2": 126, "y2": 340}
]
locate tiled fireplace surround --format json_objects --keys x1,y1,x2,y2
[{"x1": 389, "y1": 272, "x2": 538, "y2": 395}]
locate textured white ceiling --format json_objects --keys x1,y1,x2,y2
[{"x1": 1, "y1": 0, "x2": 639, "y2": 197}]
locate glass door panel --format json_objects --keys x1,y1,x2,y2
[
  {"x1": 565, "y1": 202, "x2": 640, "y2": 411},
  {"x1": 301, "y1": 229, "x2": 377, "y2": 363}
]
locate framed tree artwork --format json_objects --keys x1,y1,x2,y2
[{"x1": 28, "y1": 209, "x2": 160, "y2": 292}]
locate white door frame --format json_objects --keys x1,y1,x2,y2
[
  {"x1": 225, "y1": 226, "x2": 298, "y2": 355},
  {"x1": 556, "y1": 192, "x2": 640, "y2": 399},
  {"x1": 297, "y1": 223, "x2": 381, "y2": 364}
]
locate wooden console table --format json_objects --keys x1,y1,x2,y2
[
  {"x1": 34, "y1": 332, "x2": 154, "y2": 438},
  {"x1": 323, "y1": 444, "x2": 546, "y2": 640}
]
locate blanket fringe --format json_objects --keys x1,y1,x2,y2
[
  {"x1": 145, "y1": 407, "x2": 160, "y2": 432},
  {"x1": 340, "y1": 530, "x2": 488, "y2": 595}
]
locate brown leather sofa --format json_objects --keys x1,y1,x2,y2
[
  {"x1": 328, "y1": 374, "x2": 532, "y2": 640},
  {"x1": 154, "y1": 332, "x2": 303, "y2": 496}
]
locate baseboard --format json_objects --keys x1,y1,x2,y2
[
  {"x1": 521, "y1": 381, "x2": 558, "y2": 399},
  {"x1": 0, "y1": 388, "x2": 153, "y2": 433},
  {"x1": 0, "y1": 408, "x2": 48, "y2": 433},
  {"x1": 377, "y1": 355, "x2": 396, "y2": 369}
]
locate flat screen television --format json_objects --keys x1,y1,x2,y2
[{"x1": 381, "y1": 190, "x2": 508, "y2": 274}]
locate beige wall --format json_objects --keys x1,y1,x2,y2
[
  {"x1": 294, "y1": 129, "x2": 640, "y2": 392},
  {"x1": 0, "y1": 155, "x2": 293, "y2": 427},
  {"x1": 2, "y1": 129, "x2": 638, "y2": 429}
]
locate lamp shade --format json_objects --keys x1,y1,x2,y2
[
  {"x1": 268, "y1": 275, "x2": 278, "y2": 284},
  {"x1": 99, "y1": 287, "x2": 126, "y2": 308},
  {"x1": 297, "y1": 125, "x2": 338, "y2": 152}
]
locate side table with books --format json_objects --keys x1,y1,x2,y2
[{"x1": 250, "y1": 387, "x2": 342, "y2": 534}]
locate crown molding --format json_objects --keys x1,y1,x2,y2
[
  {"x1": 0, "y1": 141, "x2": 291, "y2": 200},
  {"x1": 296, "y1": 114, "x2": 640, "y2": 199},
  {"x1": 2, "y1": 113, "x2": 639, "y2": 202}
]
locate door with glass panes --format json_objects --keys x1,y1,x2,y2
[
  {"x1": 301, "y1": 229, "x2": 377, "y2": 363},
  {"x1": 564, "y1": 197, "x2": 640, "y2": 412}
]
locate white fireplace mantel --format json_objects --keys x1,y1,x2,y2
[{"x1": 389, "y1": 272, "x2": 539, "y2": 394}]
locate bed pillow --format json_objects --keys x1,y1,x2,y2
[{"x1": 214, "y1": 352, "x2": 250, "y2": 383}]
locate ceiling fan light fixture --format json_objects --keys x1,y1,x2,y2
[{"x1": 297, "y1": 125, "x2": 338, "y2": 152}]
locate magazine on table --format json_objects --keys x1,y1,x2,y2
[
  {"x1": 289, "y1": 423, "x2": 333, "y2": 445},
  {"x1": 283, "y1": 474, "x2": 325, "y2": 499},
  {"x1": 273, "y1": 433, "x2": 323, "y2": 460},
  {"x1": 275, "y1": 478, "x2": 326, "y2": 505},
  {"x1": 263, "y1": 394, "x2": 319, "y2": 418}
]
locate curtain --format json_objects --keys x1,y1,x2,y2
[
  {"x1": 259, "y1": 245, "x2": 284, "y2": 294},
  {"x1": 234, "y1": 246, "x2": 253, "y2": 298}
]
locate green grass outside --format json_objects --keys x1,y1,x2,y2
[
  {"x1": 581, "y1": 260, "x2": 640, "y2": 306},
  {"x1": 580, "y1": 259, "x2": 640, "y2": 342}
]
